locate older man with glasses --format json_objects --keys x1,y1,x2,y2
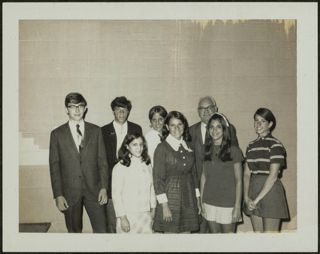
[{"x1": 189, "y1": 96, "x2": 239, "y2": 233}]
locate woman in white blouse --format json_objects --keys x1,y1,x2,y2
[
  {"x1": 145, "y1": 105, "x2": 168, "y2": 166},
  {"x1": 112, "y1": 132, "x2": 156, "y2": 233}
]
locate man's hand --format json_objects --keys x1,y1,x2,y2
[
  {"x1": 98, "y1": 188, "x2": 108, "y2": 205},
  {"x1": 55, "y1": 196, "x2": 69, "y2": 212}
]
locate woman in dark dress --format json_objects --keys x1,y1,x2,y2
[
  {"x1": 243, "y1": 108, "x2": 289, "y2": 232},
  {"x1": 153, "y1": 111, "x2": 201, "y2": 233}
]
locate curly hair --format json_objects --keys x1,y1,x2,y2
[
  {"x1": 117, "y1": 132, "x2": 151, "y2": 167},
  {"x1": 110, "y1": 96, "x2": 132, "y2": 112}
]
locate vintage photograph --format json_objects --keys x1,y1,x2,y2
[{"x1": 3, "y1": 2, "x2": 318, "y2": 252}]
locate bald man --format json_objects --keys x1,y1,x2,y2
[{"x1": 189, "y1": 96, "x2": 239, "y2": 233}]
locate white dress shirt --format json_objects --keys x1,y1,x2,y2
[
  {"x1": 68, "y1": 120, "x2": 84, "y2": 152},
  {"x1": 201, "y1": 122, "x2": 207, "y2": 144},
  {"x1": 145, "y1": 128, "x2": 162, "y2": 166},
  {"x1": 113, "y1": 120, "x2": 128, "y2": 157},
  {"x1": 112, "y1": 156, "x2": 156, "y2": 217}
]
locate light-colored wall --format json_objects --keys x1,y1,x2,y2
[{"x1": 19, "y1": 20, "x2": 296, "y2": 232}]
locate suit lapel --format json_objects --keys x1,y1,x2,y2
[
  {"x1": 196, "y1": 122, "x2": 204, "y2": 145},
  {"x1": 109, "y1": 123, "x2": 117, "y2": 155},
  {"x1": 63, "y1": 123, "x2": 81, "y2": 157},
  {"x1": 81, "y1": 122, "x2": 93, "y2": 152}
]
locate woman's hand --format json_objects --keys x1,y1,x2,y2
[
  {"x1": 245, "y1": 198, "x2": 257, "y2": 211},
  {"x1": 120, "y1": 216, "x2": 130, "y2": 232},
  {"x1": 162, "y1": 203, "x2": 173, "y2": 222},
  {"x1": 232, "y1": 206, "x2": 242, "y2": 223}
]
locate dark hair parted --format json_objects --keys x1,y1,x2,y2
[
  {"x1": 204, "y1": 113, "x2": 232, "y2": 162},
  {"x1": 254, "y1": 108, "x2": 277, "y2": 133},
  {"x1": 117, "y1": 132, "x2": 151, "y2": 167},
  {"x1": 111, "y1": 96, "x2": 132, "y2": 112},
  {"x1": 161, "y1": 111, "x2": 191, "y2": 142},
  {"x1": 64, "y1": 92, "x2": 87, "y2": 107},
  {"x1": 148, "y1": 105, "x2": 168, "y2": 121}
]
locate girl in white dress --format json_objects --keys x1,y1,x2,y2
[
  {"x1": 112, "y1": 132, "x2": 156, "y2": 233},
  {"x1": 145, "y1": 105, "x2": 168, "y2": 166}
]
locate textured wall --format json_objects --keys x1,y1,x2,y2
[{"x1": 19, "y1": 20, "x2": 296, "y2": 232}]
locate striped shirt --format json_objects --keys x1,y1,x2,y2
[{"x1": 246, "y1": 134, "x2": 287, "y2": 174}]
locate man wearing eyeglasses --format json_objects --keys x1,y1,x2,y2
[
  {"x1": 49, "y1": 92, "x2": 109, "y2": 233},
  {"x1": 101, "y1": 96, "x2": 142, "y2": 233},
  {"x1": 189, "y1": 96, "x2": 239, "y2": 233}
]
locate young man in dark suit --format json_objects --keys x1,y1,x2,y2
[
  {"x1": 49, "y1": 92, "x2": 109, "y2": 233},
  {"x1": 101, "y1": 96, "x2": 142, "y2": 233},
  {"x1": 189, "y1": 96, "x2": 239, "y2": 233}
]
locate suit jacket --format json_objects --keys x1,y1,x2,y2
[
  {"x1": 49, "y1": 122, "x2": 109, "y2": 206},
  {"x1": 189, "y1": 121, "x2": 239, "y2": 183},
  {"x1": 101, "y1": 121, "x2": 142, "y2": 198}
]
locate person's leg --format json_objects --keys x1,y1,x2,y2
[
  {"x1": 84, "y1": 197, "x2": 107, "y2": 233},
  {"x1": 207, "y1": 221, "x2": 222, "y2": 233},
  {"x1": 250, "y1": 215, "x2": 263, "y2": 233},
  {"x1": 263, "y1": 218, "x2": 280, "y2": 233},
  {"x1": 199, "y1": 217, "x2": 209, "y2": 233},
  {"x1": 104, "y1": 199, "x2": 116, "y2": 233},
  {"x1": 63, "y1": 198, "x2": 83, "y2": 233},
  {"x1": 221, "y1": 223, "x2": 235, "y2": 233}
]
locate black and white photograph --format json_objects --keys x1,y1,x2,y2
[{"x1": 2, "y1": 2, "x2": 318, "y2": 252}]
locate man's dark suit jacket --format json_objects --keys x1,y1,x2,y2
[
  {"x1": 101, "y1": 121, "x2": 142, "y2": 198},
  {"x1": 49, "y1": 122, "x2": 109, "y2": 206},
  {"x1": 189, "y1": 121, "x2": 239, "y2": 184}
]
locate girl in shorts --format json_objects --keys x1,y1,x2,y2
[{"x1": 201, "y1": 113, "x2": 243, "y2": 233}]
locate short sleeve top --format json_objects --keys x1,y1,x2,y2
[
  {"x1": 202, "y1": 146, "x2": 244, "y2": 207},
  {"x1": 246, "y1": 134, "x2": 287, "y2": 174}
]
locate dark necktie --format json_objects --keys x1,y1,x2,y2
[{"x1": 76, "y1": 124, "x2": 83, "y2": 151}]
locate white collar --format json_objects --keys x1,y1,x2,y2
[
  {"x1": 201, "y1": 121, "x2": 207, "y2": 129},
  {"x1": 166, "y1": 134, "x2": 192, "y2": 152},
  {"x1": 113, "y1": 120, "x2": 128, "y2": 129},
  {"x1": 68, "y1": 119, "x2": 84, "y2": 128},
  {"x1": 148, "y1": 128, "x2": 161, "y2": 136}
]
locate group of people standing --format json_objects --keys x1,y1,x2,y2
[{"x1": 49, "y1": 93, "x2": 290, "y2": 234}]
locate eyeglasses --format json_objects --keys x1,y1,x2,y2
[
  {"x1": 67, "y1": 104, "x2": 86, "y2": 110},
  {"x1": 198, "y1": 105, "x2": 217, "y2": 111}
]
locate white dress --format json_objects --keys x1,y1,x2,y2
[
  {"x1": 145, "y1": 129, "x2": 162, "y2": 166},
  {"x1": 112, "y1": 157, "x2": 156, "y2": 233}
]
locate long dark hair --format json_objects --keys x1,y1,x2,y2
[
  {"x1": 161, "y1": 111, "x2": 191, "y2": 142},
  {"x1": 118, "y1": 132, "x2": 151, "y2": 167},
  {"x1": 204, "y1": 113, "x2": 232, "y2": 162}
]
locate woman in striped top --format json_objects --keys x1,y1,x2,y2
[{"x1": 243, "y1": 108, "x2": 289, "y2": 232}]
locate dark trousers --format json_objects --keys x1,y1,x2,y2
[
  {"x1": 63, "y1": 196, "x2": 107, "y2": 233},
  {"x1": 104, "y1": 199, "x2": 116, "y2": 233}
]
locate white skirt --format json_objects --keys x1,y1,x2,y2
[
  {"x1": 202, "y1": 203, "x2": 242, "y2": 224},
  {"x1": 116, "y1": 211, "x2": 153, "y2": 233}
]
